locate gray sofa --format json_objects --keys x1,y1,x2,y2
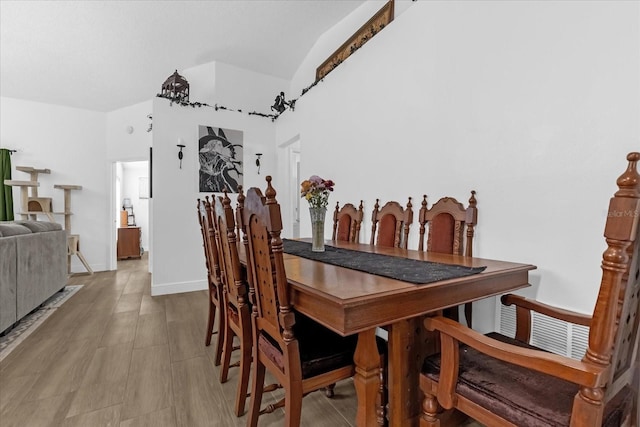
[{"x1": 0, "y1": 220, "x2": 68, "y2": 334}]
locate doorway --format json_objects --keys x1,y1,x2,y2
[
  {"x1": 113, "y1": 160, "x2": 149, "y2": 270},
  {"x1": 279, "y1": 136, "x2": 300, "y2": 238}
]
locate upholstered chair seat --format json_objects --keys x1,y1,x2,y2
[
  {"x1": 258, "y1": 312, "x2": 358, "y2": 379},
  {"x1": 421, "y1": 332, "x2": 633, "y2": 427}
]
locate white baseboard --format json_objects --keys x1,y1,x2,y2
[{"x1": 151, "y1": 279, "x2": 207, "y2": 296}]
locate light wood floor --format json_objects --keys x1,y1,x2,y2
[{"x1": 0, "y1": 255, "x2": 364, "y2": 427}]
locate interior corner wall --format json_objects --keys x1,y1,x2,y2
[
  {"x1": 182, "y1": 62, "x2": 216, "y2": 106},
  {"x1": 150, "y1": 97, "x2": 276, "y2": 296},
  {"x1": 106, "y1": 100, "x2": 153, "y2": 162},
  {"x1": 182, "y1": 60, "x2": 290, "y2": 117},
  {"x1": 275, "y1": 0, "x2": 639, "y2": 321},
  {"x1": 0, "y1": 96, "x2": 109, "y2": 273}
]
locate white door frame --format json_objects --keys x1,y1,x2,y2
[
  {"x1": 109, "y1": 158, "x2": 149, "y2": 271},
  {"x1": 278, "y1": 135, "x2": 300, "y2": 239}
]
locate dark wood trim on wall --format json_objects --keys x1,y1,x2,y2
[
  {"x1": 149, "y1": 147, "x2": 153, "y2": 199},
  {"x1": 315, "y1": 0, "x2": 394, "y2": 81}
]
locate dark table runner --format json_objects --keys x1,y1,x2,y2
[{"x1": 282, "y1": 239, "x2": 486, "y2": 285}]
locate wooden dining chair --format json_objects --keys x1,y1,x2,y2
[
  {"x1": 370, "y1": 197, "x2": 413, "y2": 249},
  {"x1": 242, "y1": 176, "x2": 359, "y2": 427},
  {"x1": 332, "y1": 200, "x2": 364, "y2": 242},
  {"x1": 419, "y1": 152, "x2": 640, "y2": 427},
  {"x1": 196, "y1": 197, "x2": 224, "y2": 366},
  {"x1": 418, "y1": 191, "x2": 478, "y2": 328},
  {"x1": 212, "y1": 191, "x2": 253, "y2": 416}
]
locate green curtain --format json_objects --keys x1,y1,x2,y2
[{"x1": 0, "y1": 149, "x2": 14, "y2": 221}]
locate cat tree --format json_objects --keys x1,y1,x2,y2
[{"x1": 4, "y1": 167, "x2": 93, "y2": 274}]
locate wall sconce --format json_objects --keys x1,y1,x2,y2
[
  {"x1": 255, "y1": 153, "x2": 263, "y2": 174},
  {"x1": 177, "y1": 142, "x2": 185, "y2": 169}
]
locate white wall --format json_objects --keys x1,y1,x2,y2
[
  {"x1": 106, "y1": 100, "x2": 153, "y2": 270},
  {"x1": 0, "y1": 97, "x2": 109, "y2": 273},
  {"x1": 182, "y1": 61, "x2": 290, "y2": 116},
  {"x1": 106, "y1": 100, "x2": 152, "y2": 162},
  {"x1": 149, "y1": 59, "x2": 289, "y2": 295},
  {"x1": 150, "y1": 98, "x2": 276, "y2": 296},
  {"x1": 275, "y1": 0, "x2": 640, "y2": 325},
  {"x1": 290, "y1": 0, "x2": 414, "y2": 99}
]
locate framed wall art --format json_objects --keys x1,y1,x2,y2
[{"x1": 198, "y1": 125, "x2": 243, "y2": 193}]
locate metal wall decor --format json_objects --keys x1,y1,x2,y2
[
  {"x1": 270, "y1": 92, "x2": 288, "y2": 114},
  {"x1": 160, "y1": 70, "x2": 190, "y2": 103},
  {"x1": 177, "y1": 143, "x2": 185, "y2": 169},
  {"x1": 315, "y1": 0, "x2": 394, "y2": 81},
  {"x1": 255, "y1": 153, "x2": 262, "y2": 174}
]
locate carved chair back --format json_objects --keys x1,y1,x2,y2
[
  {"x1": 213, "y1": 192, "x2": 249, "y2": 313},
  {"x1": 418, "y1": 191, "x2": 477, "y2": 256},
  {"x1": 418, "y1": 192, "x2": 478, "y2": 327},
  {"x1": 242, "y1": 177, "x2": 298, "y2": 362},
  {"x1": 332, "y1": 201, "x2": 364, "y2": 242},
  {"x1": 597, "y1": 155, "x2": 639, "y2": 408},
  {"x1": 212, "y1": 191, "x2": 253, "y2": 416},
  {"x1": 197, "y1": 197, "x2": 225, "y2": 363},
  {"x1": 370, "y1": 198, "x2": 413, "y2": 249}
]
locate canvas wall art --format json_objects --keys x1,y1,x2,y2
[{"x1": 198, "y1": 125, "x2": 243, "y2": 193}]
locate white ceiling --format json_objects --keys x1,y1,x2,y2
[{"x1": 0, "y1": 0, "x2": 366, "y2": 112}]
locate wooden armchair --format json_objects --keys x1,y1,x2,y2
[
  {"x1": 332, "y1": 200, "x2": 364, "y2": 242},
  {"x1": 242, "y1": 176, "x2": 359, "y2": 427},
  {"x1": 419, "y1": 152, "x2": 640, "y2": 427},
  {"x1": 212, "y1": 191, "x2": 252, "y2": 416},
  {"x1": 370, "y1": 197, "x2": 413, "y2": 249},
  {"x1": 418, "y1": 191, "x2": 478, "y2": 328},
  {"x1": 196, "y1": 197, "x2": 224, "y2": 366}
]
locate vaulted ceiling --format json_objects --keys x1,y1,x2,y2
[{"x1": 0, "y1": 0, "x2": 366, "y2": 112}]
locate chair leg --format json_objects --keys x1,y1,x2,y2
[
  {"x1": 205, "y1": 299, "x2": 216, "y2": 347},
  {"x1": 324, "y1": 383, "x2": 335, "y2": 398},
  {"x1": 247, "y1": 359, "x2": 266, "y2": 427},
  {"x1": 632, "y1": 359, "x2": 639, "y2": 427},
  {"x1": 219, "y1": 325, "x2": 234, "y2": 383},
  {"x1": 377, "y1": 353, "x2": 387, "y2": 427},
  {"x1": 284, "y1": 382, "x2": 303, "y2": 427},
  {"x1": 234, "y1": 335, "x2": 252, "y2": 416},
  {"x1": 464, "y1": 303, "x2": 473, "y2": 329},
  {"x1": 420, "y1": 392, "x2": 441, "y2": 427},
  {"x1": 214, "y1": 298, "x2": 226, "y2": 367}
]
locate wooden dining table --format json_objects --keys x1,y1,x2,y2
[{"x1": 277, "y1": 239, "x2": 536, "y2": 427}]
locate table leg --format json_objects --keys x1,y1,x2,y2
[
  {"x1": 387, "y1": 316, "x2": 436, "y2": 427},
  {"x1": 354, "y1": 328, "x2": 381, "y2": 427}
]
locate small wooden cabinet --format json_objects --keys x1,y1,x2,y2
[{"x1": 117, "y1": 227, "x2": 141, "y2": 260}]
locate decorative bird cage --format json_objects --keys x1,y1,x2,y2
[{"x1": 161, "y1": 70, "x2": 189, "y2": 103}]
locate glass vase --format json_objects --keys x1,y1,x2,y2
[{"x1": 309, "y1": 206, "x2": 327, "y2": 252}]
